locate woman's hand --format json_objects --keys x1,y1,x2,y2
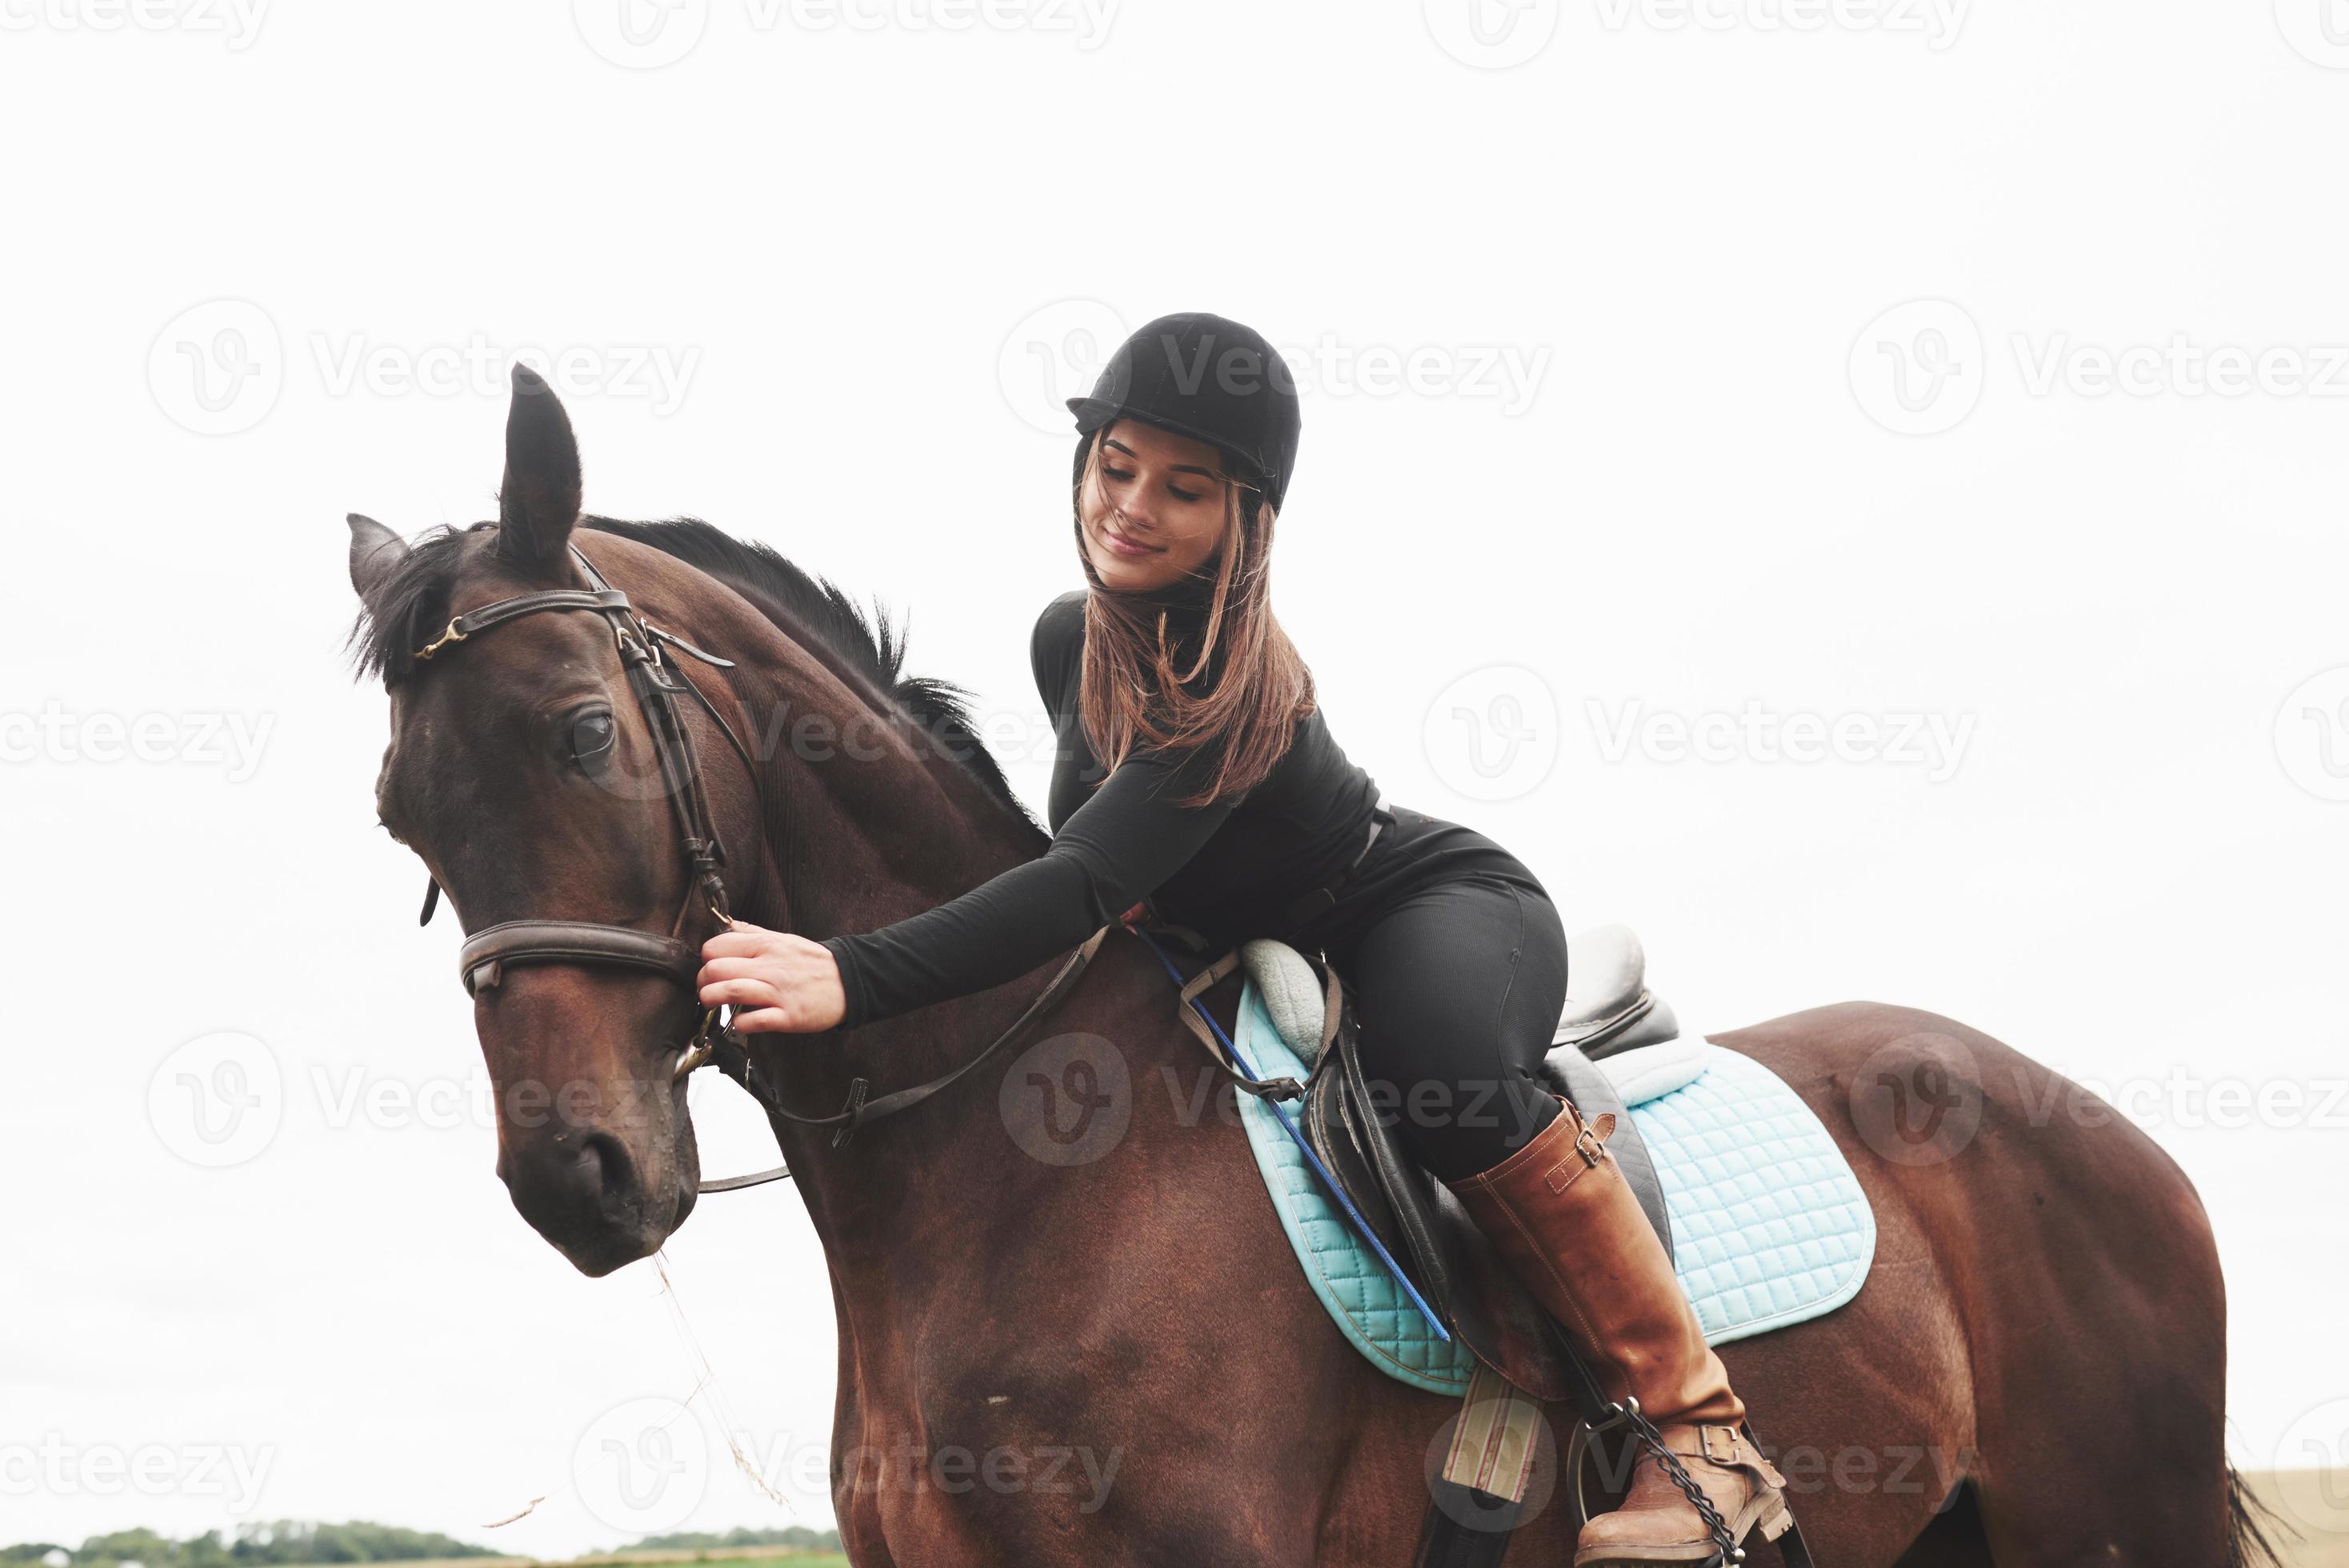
[{"x1": 698, "y1": 921, "x2": 846, "y2": 1034}]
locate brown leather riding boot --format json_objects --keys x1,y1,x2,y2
[{"x1": 1444, "y1": 1096, "x2": 1790, "y2": 1566}]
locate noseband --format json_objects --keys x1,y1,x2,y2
[
  {"x1": 405, "y1": 542, "x2": 1107, "y2": 1190},
  {"x1": 412, "y1": 545, "x2": 756, "y2": 1078}
]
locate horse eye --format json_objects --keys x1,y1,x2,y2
[{"x1": 569, "y1": 710, "x2": 616, "y2": 767}]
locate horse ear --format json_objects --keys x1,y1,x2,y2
[
  {"x1": 347, "y1": 513, "x2": 407, "y2": 598},
  {"x1": 494, "y1": 363, "x2": 582, "y2": 570}
]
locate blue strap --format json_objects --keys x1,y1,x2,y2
[{"x1": 1134, "y1": 926, "x2": 1450, "y2": 1343}]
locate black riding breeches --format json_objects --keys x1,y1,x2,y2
[{"x1": 1282, "y1": 804, "x2": 1569, "y2": 1183}]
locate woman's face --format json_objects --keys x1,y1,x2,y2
[{"x1": 1078, "y1": 418, "x2": 1235, "y2": 594}]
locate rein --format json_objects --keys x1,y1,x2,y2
[{"x1": 406, "y1": 545, "x2": 1110, "y2": 1190}]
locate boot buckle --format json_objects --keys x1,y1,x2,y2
[{"x1": 1573, "y1": 1122, "x2": 1607, "y2": 1168}]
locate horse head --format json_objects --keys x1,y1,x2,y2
[{"x1": 346, "y1": 366, "x2": 770, "y2": 1274}]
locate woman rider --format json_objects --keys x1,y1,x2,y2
[{"x1": 694, "y1": 313, "x2": 1787, "y2": 1566}]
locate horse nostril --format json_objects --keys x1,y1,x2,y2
[
  {"x1": 502, "y1": 1130, "x2": 646, "y2": 1245},
  {"x1": 578, "y1": 1132, "x2": 642, "y2": 1219}
]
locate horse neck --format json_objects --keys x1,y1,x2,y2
[{"x1": 706, "y1": 628, "x2": 1092, "y2": 1239}]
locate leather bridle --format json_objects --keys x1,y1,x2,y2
[
  {"x1": 404, "y1": 543, "x2": 1106, "y2": 1190},
  {"x1": 415, "y1": 545, "x2": 755, "y2": 1080}
]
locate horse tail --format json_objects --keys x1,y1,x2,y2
[{"x1": 2227, "y1": 1464, "x2": 2293, "y2": 1568}]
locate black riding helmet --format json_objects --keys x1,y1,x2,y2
[{"x1": 1067, "y1": 312, "x2": 1303, "y2": 515}]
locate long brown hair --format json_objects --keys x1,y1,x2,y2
[{"x1": 1070, "y1": 423, "x2": 1317, "y2": 808}]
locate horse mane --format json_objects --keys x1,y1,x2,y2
[{"x1": 347, "y1": 515, "x2": 1042, "y2": 838}]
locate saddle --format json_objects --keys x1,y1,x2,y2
[{"x1": 1252, "y1": 926, "x2": 1682, "y2": 1406}]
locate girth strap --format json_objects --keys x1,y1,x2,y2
[
  {"x1": 459, "y1": 918, "x2": 699, "y2": 997},
  {"x1": 1166, "y1": 947, "x2": 1323, "y2": 1102}
]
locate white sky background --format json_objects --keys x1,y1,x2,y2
[{"x1": 5, "y1": 0, "x2": 2348, "y2": 1554}]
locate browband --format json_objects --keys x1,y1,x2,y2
[{"x1": 459, "y1": 918, "x2": 699, "y2": 998}]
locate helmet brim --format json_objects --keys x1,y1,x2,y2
[{"x1": 1067, "y1": 398, "x2": 1271, "y2": 490}]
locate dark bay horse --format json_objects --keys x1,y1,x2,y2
[{"x1": 346, "y1": 369, "x2": 2274, "y2": 1566}]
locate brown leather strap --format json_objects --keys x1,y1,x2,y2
[
  {"x1": 459, "y1": 919, "x2": 699, "y2": 996},
  {"x1": 1317, "y1": 953, "x2": 1343, "y2": 1060},
  {"x1": 422, "y1": 544, "x2": 763, "y2": 994},
  {"x1": 714, "y1": 924, "x2": 1114, "y2": 1146},
  {"x1": 1169, "y1": 947, "x2": 1309, "y2": 1102}
]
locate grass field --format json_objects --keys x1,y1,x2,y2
[
  {"x1": 379, "y1": 1551, "x2": 846, "y2": 1568},
  {"x1": 209, "y1": 1480, "x2": 2349, "y2": 1568}
]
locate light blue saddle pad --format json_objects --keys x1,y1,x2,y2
[{"x1": 1232, "y1": 982, "x2": 1877, "y2": 1397}]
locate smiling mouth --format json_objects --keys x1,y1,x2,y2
[{"x1": 1099, "y1": 523, "x2": 1165, "y2": 555}]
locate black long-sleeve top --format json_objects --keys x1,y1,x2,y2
[{"x1": 818, "y1": 585, "x2": 1382, "y2": 1030}]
